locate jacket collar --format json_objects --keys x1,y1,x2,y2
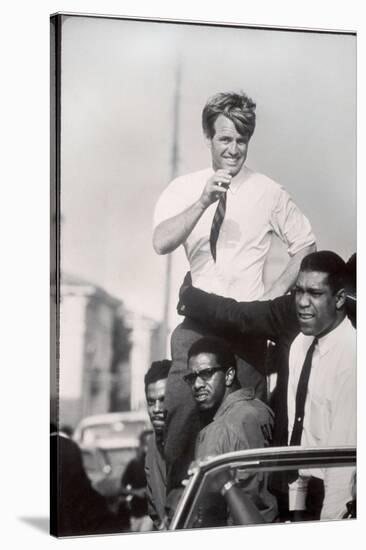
[{"x1": 213, "y1": 387, "x2": 255, "y2": 421}]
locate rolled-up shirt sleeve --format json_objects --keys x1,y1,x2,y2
[
  {"x1": 153, "y1": 177, "x2": 195, "y2": 230},
  {"x1": 270, "y1": 186, "x2": 316, "y2": 256}
]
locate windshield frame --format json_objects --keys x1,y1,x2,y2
[{"x1": 169, "y1": 445, "x2": 356, "y2": 530}]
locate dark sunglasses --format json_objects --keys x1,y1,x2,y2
[{"x1": 183, "y1": 366, "x2": 224, "y2": 386}]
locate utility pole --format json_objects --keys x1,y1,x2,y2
[{"x1": 161, "y1": 60, "x2": 181, "y2": 356}]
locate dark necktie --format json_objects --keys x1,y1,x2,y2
[
  {"x1": 290, "y1": 337, "x2": 318, "y2": 445},
  {"x1": 288, "y1": 337, "x2": 318, "y2": 483},
  {"x1": 210, "y1": 192, "x2": 227, "y2": 262}
]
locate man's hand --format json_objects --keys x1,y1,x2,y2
[
  {"x1": 177, "y1": 271, "x2": 192, "y2": 315},
  {"x1": 199, "y1": 170, "x2": 232, "y2": 209},
  {"x1": 179, "y1": 271, "x2": 192, "y2": 300},
  {"x1": 122, "y1": 487, "x2": 146, "y2": 499},
  {"x1": 207, "y1": 467, "x2": 237, "y2": 494}
]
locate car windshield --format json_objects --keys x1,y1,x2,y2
[
  {"x1": 172, "y1": 447, "x2": 356, "y2": 530},
  {"x1": 82, "y1": 420, "x2": 147, "y2": 444},
  {"x1": 184, "y1": 464, "x2": 275, "y2": 528}
]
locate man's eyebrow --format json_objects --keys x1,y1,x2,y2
[{"x1": 295, "y1": 284, "x2": 324, "y2": 292}]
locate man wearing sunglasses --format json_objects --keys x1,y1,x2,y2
[{"x1": 184, "y1": 337, "x2": 278, "y2": 526}]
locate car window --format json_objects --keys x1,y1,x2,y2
[
  {"x1": 185, "y1": 464, "x2": 268, "y2": 528},
  {"x1": 82, "y1": 420, "x2": 147, "y2": 444}
]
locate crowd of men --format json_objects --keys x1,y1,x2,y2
[{"x1": 145, "y1": 90, "x2": 356, "y2": 528}]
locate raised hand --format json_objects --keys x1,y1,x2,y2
[{"x1": 199, "y1": 170, "x2": 232, "y2": 209}]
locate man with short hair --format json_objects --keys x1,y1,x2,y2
[
  {"x1": 144, "y1": 360, "x2": 172, "y2": 529},
  {"x1": 178, "y1": 251, "x2": 356, "y2": 520},
  {"x1": 153, "y1": 91, "x2": 315, "y2": 302},
  {"x1": 185, "y1": 336, "x2": 278, "y2": 526},
  {"x1": 153, "y1": 90, "x2": 316, "y2": 492},
  {"x1": 287, "y1": 251, "x2": 356, "y2": 520}
]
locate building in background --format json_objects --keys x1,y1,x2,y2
[{"x1": 53, "y1": 274, "x2": 162, "y2": 429}]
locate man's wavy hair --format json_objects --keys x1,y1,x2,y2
[{"x1": 202, "y1": 91, "x2": 256, "y2": 140}]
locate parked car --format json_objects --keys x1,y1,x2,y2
[
  {"x1": 169, "y1": 446, "x2": 356, "y2": 530},
  {"x1": 73, "y1": 411, "x2": 151, "y2": 502}
]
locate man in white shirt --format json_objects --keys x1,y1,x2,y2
[
  {"x1": 288, "y1": 251, "x2": 356, "y2": 520},
  {"x1": 153, "y1": 91, "x2": 315, "y2": 301},
  {"x1": 152, "y1": 91, "x2": 316, "y2": 493}
]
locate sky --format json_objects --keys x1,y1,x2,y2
[{"x1": 60, "y1": 15, "x2": 356, "y2": 332}]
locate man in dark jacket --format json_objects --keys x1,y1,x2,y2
[
  {"x1": 173, "y1": 275, "x2": 298, "y2": 520},
  {"x1": 184, "y1": 336, "x2": 278, "y2": 527},
  {"x1": 178, "y1": 276, "x2": 298, "y2": 448},
  {"x1": 144, "y1": 360, "x2": 172, "y2": 529}
]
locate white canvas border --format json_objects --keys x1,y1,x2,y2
[{"x1": 2, "y1": 0, "x2": 364, "y2": 548}]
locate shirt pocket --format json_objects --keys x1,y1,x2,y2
[{"x1": 307, "y1": 392, "x2": 328, "y2": 444}]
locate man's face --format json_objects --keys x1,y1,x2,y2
[
  {"x1": 208, "y1": 114, "x2": 249, "y2": 177},
  {"x1": 187, "y1": 353, "x2": 226, "y2": 411},
  {"x1": 146, "y1": 379, "x2": 167, "y2": 436},
  {"x1": 295, "y1": 270, "x2": 344, "y2": 337}
]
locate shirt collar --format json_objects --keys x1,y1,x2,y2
[
  {"x1": 316, "y1": 315, "x2": 350, "y2": 357},
  {"x1": 228, "y1": 165, "x2": 250, "y2": 195}
]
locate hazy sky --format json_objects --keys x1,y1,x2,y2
[{"x1": 60, "y1": 15, "x2": 356, "y2": 328}]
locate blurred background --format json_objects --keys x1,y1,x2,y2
[{"x1": 51, "y1": 15, "x2": 356, "y2": 468}]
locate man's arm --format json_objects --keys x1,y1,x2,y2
[
  {"x1": 265, "y1": 181, "x2": 317, "y2": 299},
  {"x1": 153, "y1": 200, "x2": 207, "y2": 255},
  {"x1": 178, "y1": 278, "x2": 298, "y2": 341},
  {"x1": 153, "y1": 170, "x2": 231, "y2": 255},
  {"x1": 262, "y1": 244, "x2": 316, "y2": 300}
]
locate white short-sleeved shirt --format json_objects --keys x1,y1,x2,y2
[
  {"x1": 287, "y1": 317, "x2": 356, "y2": 518},
  {"x1": 153, "y1": 166, "x2": 316, "y2": 300}
]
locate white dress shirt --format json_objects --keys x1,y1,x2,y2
[
  {"x1": 153, "y1": 166, "x2": 315, "y2": 301},
  {"x1": 287, "y1": 317, "x2": 356, "y2": 519}
]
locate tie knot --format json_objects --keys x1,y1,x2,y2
[{"x1": 305, "y1": 337, "x2": 318, "y2": 361}]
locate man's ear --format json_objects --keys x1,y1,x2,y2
[
  {"x1": 225, "y1": 367, "x2": 236, "y2": 387},
  {"x1": 335, "y1": 288, "x2": 346, "y2": 310},
  {"x1": 204, "y1": 135, "x2": 212, "y2": 149}
]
